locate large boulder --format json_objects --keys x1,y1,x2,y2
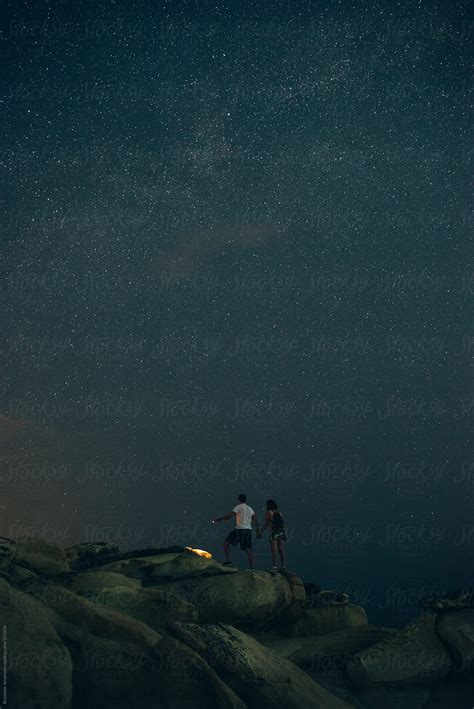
[
  {"x1": 257, "y1": 625, "x2": 394, "y2": 671},
  {"x1": 13, "y1": 537, "x2": 70, "y2": 577},
  {"x1": 161, "y1": 570, "x2": 292, "y2": 627},
  {"x1": 0, "y1": 536, "x2": 16, "y2": 572},
  {"x1": 0, "y1": 578, "x2": 72, "y2": 708},
  {"x1": 309, "y1": 590, "x2": 350, "y2": 608},
  {"x1": 282, "y1": 605, "x2": 368, "y2": 638},
  {"x1": 436, "y1": 609, "x2": 474, "y2": 674},
  {"x1": 148, "y1": 635, "x2": 245, "y2": 709},
  {"x1": 346, "y1": 613, "x2": 453, "y2": 687},
  {"x1": 168, "y1": 622, "x2": 354, "y2": 708},
  {"x1": 276, "y1": 568, "x2": 306, "y2": 622},
  {"x1": 65, "y1": 570, "x2": 141, "y2": 594},
  {"x1": 84, "y1": 585, "x2": 198, "y2": 627},
  {"x1": 32, "y1": 583, "x2": 242, "y2": 708},
  {"x1": 420, "y1": 588, "x2": 474, "y2": 611},
  {"x1": 101, "y1": 550, "x2": 235, "y2": 583},
  {"x1": 4, "y1": 562, "x2": 39, "y2": 586},
  {"x1": 65, "y1": 542, "x2": 120, "y2": 570}
]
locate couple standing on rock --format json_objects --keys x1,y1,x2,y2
[{"x1": 213, "y1": 494, "x2": 287, "y2": 571}]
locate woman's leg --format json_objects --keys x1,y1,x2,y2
[
  {"x1": 270, "y1": 540, "x2": 278, "y2": 567},
  {"x1": 277, "y1": 540, "x2": 286, "y2": 567}
]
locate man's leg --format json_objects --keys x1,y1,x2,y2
[
  {"x1": 223, "y1": 539, "x2": 231, "y2": 562},
  {"x1": 246, "y1": 548, "x2": 255, "y2": 570}
]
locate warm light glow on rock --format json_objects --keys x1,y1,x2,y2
[{"x1": 184, "y1": 546, "x2": 213, "y2": 559}]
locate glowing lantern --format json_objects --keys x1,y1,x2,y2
[{"x1": 184, "y1": 547, "x2": 213, "y2": 559}]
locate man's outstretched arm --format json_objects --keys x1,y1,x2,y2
[
  {"x1": 213, "y1": 511, "x2": 237, "y2": 523},
  {"x1": 252, "y1": 513, "x2": 261, "y2": 536}
]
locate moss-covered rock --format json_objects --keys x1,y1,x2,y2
[
  {"x1": 31, "y1": 583, "x2": 242, "y2": 708},
  {"x1": 85, "y1": 585, "x2": 198, "y2": 627},
  {"x1": 101, "y1": 550, "x2": 235, "y2": 583},
  {"x1": 282, "y1": 604, "x2": 368, "y2": 638},
  {"x1": 13, "y1": 537, "x2": 70, "y2": 577},
  {"x1": 436, "y1": 609, "x2": 474, "y2": 674},
  {"x1": 0, "y1": 536, "x2": 16, "y2": 572},
  {"x1": 65, "y1": 542, "x2": 120, "y2": 570},
  {"x1": 346, "y1": 613, "x2": 452, "y2": 687},
  {"x1": 168, "y1": 621, "x2": 354, "y2": 708},
  {"x1": 0, "y1": 578, "x2": 72, "y2": 708},
  {"x1": 256, "y1": 625, "x2": 394, "y2": 671},
  {"x1": 162, "y1": 570, "x2": 292, "y2": 627}
]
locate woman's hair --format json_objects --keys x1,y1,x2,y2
[{"x1": 266, "y1": 499, "x2": 278, "y2": 511}]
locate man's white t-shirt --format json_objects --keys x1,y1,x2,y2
[{"x1": 233, "y1": 503, "x2": 255, "y2": 530}]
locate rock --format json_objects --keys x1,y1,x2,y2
[
  {"x1": 304, "y1": 582, "x2": 322, "y2": 597},
  {"x1": 276, "y1": 568, "x2": 306, "y2": 622},
  {"x1": 257, "y1": 625, "x2": 394, "y2": 671},
  {"x1": 32, "y1": 583, "x2": 244, "y2": 708},
  {"x1": 65, "y1": 570, "x2": 141, "y2": 594},
  {"x1": 436, "y1": 609, "x2": 474, "y2": 674},
  {"x1": 84, "y1": 585, "x2": 199, "y2": 627},
  {"x1": 420, "y1": 588, "x2": 474, "y2": 611},
  {"x1": 153, "y1": 636, "x2": 246, "y2": 709},
  {"x1": 346, "y1": 613, "x2": 453, "y2": 687},
  {"x1": 0, "y1": 536, "x2": 16, "y2": 571},
  {"x1": 13, "y1": 536, "x2": 70, "y2": 577},
  {"x1": 310, "y1": 591, "x2": 350, "y2": 607},
  {"x1": 4, "y1": 562, "x2": 39, "y2": 585},
  {"x1": 101, "y1": 550, "x2": 236, "y2": 583},
  {"x1": 147, "y1": 551, "x2": 238, "y2": 583},
  {"x1": 65, "y1": 542, "x2": 120, "y2": 570},
  {"x1": 32, "y1": 583, "x2": 162, "y2": 645},
  {"x1": 0, "y1": 578, "x2": 73, "y2": 708},
  {"x1": 282, "y1": 605, "x2": 368, "y2": 637},
  {"x1": 161, "y1": 569, "x2": 292, "y2": 627},
  {"x1": 168, "y1": 622, "x2": 355, "y2": 708}
]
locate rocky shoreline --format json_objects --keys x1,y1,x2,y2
[{"x1": 1, "y1": 537, "x2": 473, "y2": 708}]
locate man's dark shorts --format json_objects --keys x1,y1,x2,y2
[{"x1": 225, "y1": 529, "x2": 252, "y2": 551}]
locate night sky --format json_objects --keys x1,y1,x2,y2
[{"x1": 1, "y1": 0, "x2": 472, "y2": 625}]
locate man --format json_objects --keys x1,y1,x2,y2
[{"x1": 213, "y1": 493, "x2": 260, "y2": 569}]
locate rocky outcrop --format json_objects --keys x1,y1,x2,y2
[
  {"x1": 346, "y1": 613, "x2": 453, "y2": 687},
  {"x1": 65, "y1": 542, "x2": 120, "y2": 570},
  {"x1": 5, "y1": 562, "x2": 39, "y2": 585},
  {"x1": 168, "y1": 622, "x2": 354, "y2": 708},
  {"x1": 275, "y1": 568, "x2": 306, "y2": 622},
  {"x1": 435, "y1": 609, "x2": 474, "y2": 674},
  {"x1": 0, "y1": 536, "x2": 470, "y2": 706},
  {"x1": 13, "y1": 536, "x2": 70, "y2": 577},
  {"x1": 161, "y1": 569, "x2": 292, "y2": 627},
  {"x1": 84, "y1": 585, "x2": 199, "y2": 627},
  {"x1": 309, "y1": 590, "x2": 350, "y2": 608},
  {"x1": 0, "y1": 536, "x2": 16, "y2": 571},
  {"x1": 256, "y1": 625, "x2": 394, "y2": 671},
  {"x1": 0, "y1": 578, "x2": 73, "y2": 709},
  {"x1": 30, "y1": 583, "x2": 243, "y2": 708},
  {"x1": 281, "y1": 604, "x2": 368, "y2": 637},
  {"x1": 420, "y1": 588, "x2": 474, "y2": 611},
  {"x1": 101, "y1": 550, "x2": 236, "y2": 582},
  {"x1": 65, "y1": 570, "x2": 141, "y2": 593}
]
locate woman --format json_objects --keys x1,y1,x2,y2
[{"x1": 258, "y1": 499, "x2": 287, "y2": 570}]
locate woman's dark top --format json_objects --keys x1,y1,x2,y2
[{"x1": 271, "y1": 510, "x2": 285, "y2": 531}]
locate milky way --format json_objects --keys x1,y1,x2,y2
[{"x1": 1, "y1": 0, "x2": 471, "y2": 624}]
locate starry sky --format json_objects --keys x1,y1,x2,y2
[{"x1": 1, "y1": 0, "x2": 472, "y2": 625}]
